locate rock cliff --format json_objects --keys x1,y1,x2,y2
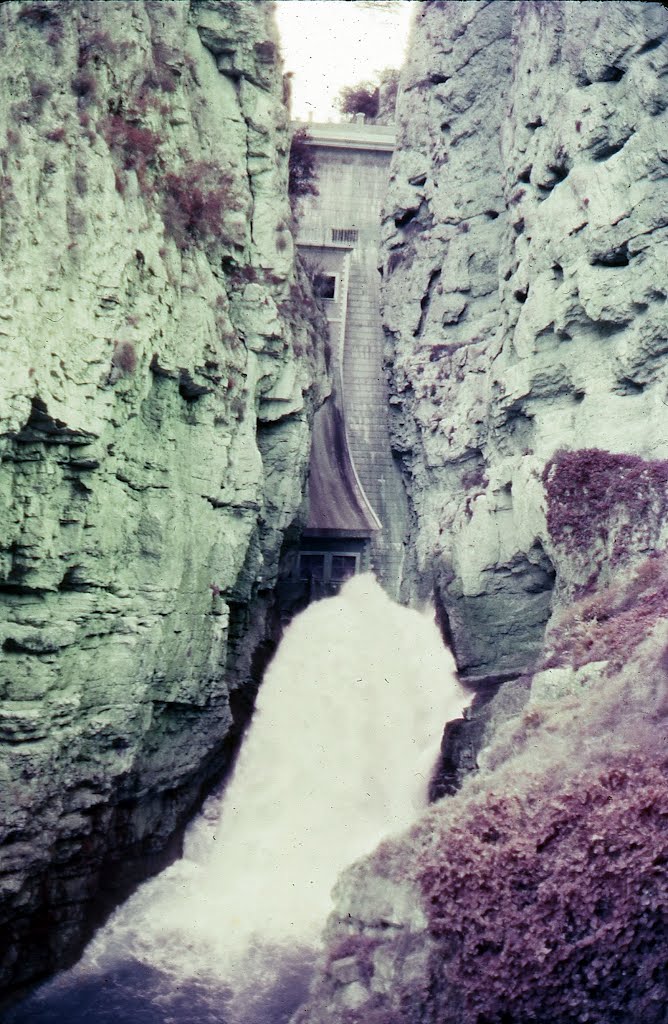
[
  {"x1": 381, "y1": 0, "x2": 668, "y2": 679},
  {"x1": 293, "y1": 3, "x2": 668, "y2": 1022},
  {"x1": 0, "y1": 0, "x2": 326, "y2": 999}
]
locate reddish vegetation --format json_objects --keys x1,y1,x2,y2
[
  {"x1": 162, "y1": 163, "x2": 240, "y2": 251},
  {"x1": 78, "y1": 29, "x2": 128, "y2": 67},
  {"x1": 17, "y1": 3, "x2": 59, "y2": 26},
  {"x1": 70, "y1": 71, "x2": 97, "y2": 108},
  {"x1": 543, "y1": 448, "x2": 668, "y2": 563},
  {"x1": 418, "y1": 756, "x2": 668, "y2": 1024},
  {"x1": 140, "y1": 67, "x2": 178, "y2": 95},
  {"x1": 111, "y1": 341, "x2": 137, "y2": 375},
  {"x1": 461, "y1": 465, "x2": 488, "y2": 491},
  {"x1": 45, "y1": 126, "x2": 66, "y2": 143},
  {"x1": 289, "y1": 128, "x2": 319, "y2": 203},
  {"x1": 30, "y1": 80, "x2": 51, "y2": 114},
  {"x1": 140, "y1": 40, "x2": 179, "y2": 94},
  {"x1": 428, "y1": 342, "x2": 460, "y2": 362},
  {"x1": 102, "y1": 115, "x2": 160, "y2": 175},
  {"x1": 543, "y1": 553, "x2": 668, "y2": 671}
]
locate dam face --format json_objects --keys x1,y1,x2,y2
[{"x1": 293, "y1": 121, "x2": 409, "y2": 600}]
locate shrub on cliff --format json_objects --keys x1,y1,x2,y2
[
  {"x1": 542, "y1": 552, "x2": 668, "y2": 671},
  {"x1": 409, "y1": 551, "x2": 668, "y2": 1023},
  {"x1": 162, "y1": 162, "x2": 241, "y2": 251},
  {"x1": 418, "y1": 754, "x2": 667, "y2": 1024},
  {"x1": 542, "y1": 448, "x2": 668, "y2": 563},
  {"x1": 102, "y1": 114, "x2": 160, "y2": 175},
  {"x1": 288, "y1": 128, "x2": 318, "y2": 206}
]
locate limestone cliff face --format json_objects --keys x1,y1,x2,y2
[
  {"x1": 0, "y1": 0, "x2": 326, "y2": 997},
  {"x1": 381, "y1": 0, "x2": 668, "y2": 678}
]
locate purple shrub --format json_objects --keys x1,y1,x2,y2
[
  {"x1": 30, "y1": 80, "x2": 51, "y2": 114},
  {"x1": 17, "y1": 3, "x2": 59, "y2": 26},
  {"x1": 78, "y1": 29, "x2": 128, "y2": 68},
  {"x1": 47, "y1": 24, "x2": 63, "y2": 47},
  {"x1": 460, "y1": 465, "x2": 488, "y2": 491},
  {"x1": 140, "y1": 68, "x2": 177, "y2": 95},
  {"x1": 71, "y1": 71, "x2": 97, "y2": 108},
  {"x1": 417, "y1": 755, "x2": 668, "y2": 1024},
  {"x1": 229, "y1": 265, "x2": 260, "y2": 287},
  {"x1": 102, "y1": 114, "x2": 160, "y2": 174},
  {"x1": 111, "y1": 341, "x2": 137, "y2": 375},
  {"x1": 289, "y1": 128, "x2": 319, "y2": 203},
  {"x1": 45, "y1": 126, "x2": 66, "y2": 143},
  {"x1": 542, "y1": 448, "x2": 668, "y2": 564},
  {"x1": 541, "y1": 551, "x2": 668, "y2": 671},
  {"x1": 140, "y1": 39, "x2": 179, "y2": 94},
  {"x1": 429, "y1": 342, "x2": 460, "y2": 362},
  {"x1": 161, "y1": 163, "x2": 239, "y2": 251}
]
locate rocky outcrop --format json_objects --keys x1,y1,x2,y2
[
  {"x1": 381, "y1": 0, "x2": 668, "y2": 678},
  {"x1": 0, "y1": 0, "x2": 327, "y2": 1000},
  {"x1": 293, "y1": 553, "x2": 668, "y2": 1024}
]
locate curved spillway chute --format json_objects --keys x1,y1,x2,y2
[{"x1": 305, "y1": 388, "x2": 381, "y2": 537}]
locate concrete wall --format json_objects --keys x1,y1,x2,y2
[{"x1": 296, "y1": 123, "x2": 409, "y2": 596}]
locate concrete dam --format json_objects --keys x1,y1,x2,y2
[{"x1": 290, "y1": 120, "x2": 409, "y2": 602}]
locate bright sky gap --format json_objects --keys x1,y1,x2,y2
[{"x1": 274, "y1": 0, "x2": 415, "y2": 122}]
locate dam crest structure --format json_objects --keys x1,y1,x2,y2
[{"x1": 287, "y1": 119, "x2": 409, "y2": 604}]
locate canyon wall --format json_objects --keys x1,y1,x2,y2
[
  {"x1": 0, "y1": 0, "x2": 326, "y2": 999},
  {"x1": 381, "y1": 0, "x2": 668, "y2": 679},
  {"x1": 294, "y1": 3, "x2": 668, "y2": 1023}
]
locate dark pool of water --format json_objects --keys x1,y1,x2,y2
[{"x1": 3, "y1": 950, "x2": 315, "y2": 1024}]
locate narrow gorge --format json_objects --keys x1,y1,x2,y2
[{"x1": 1, "y1": 2, "x2": 667, "y2": 1023}]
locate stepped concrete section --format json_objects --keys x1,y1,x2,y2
[{"x1": 295, "y1": 121, "x2": 409, "y2": 596}]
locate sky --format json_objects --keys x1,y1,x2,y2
[{"x1": 274, "y1": 0, "x2": 415, "y2": 122}]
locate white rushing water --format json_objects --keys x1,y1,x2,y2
[{"x1": 13, "y1": 575, "x2": 464, "y2": 1024}]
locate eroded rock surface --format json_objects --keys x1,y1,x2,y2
[
  {"x1": 0, "y1": 0, "x2": 327, "y2": 998},
  {"x1": 381, "y1": 0, "x2": 668, "y2": 677}
]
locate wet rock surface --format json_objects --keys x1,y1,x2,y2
[{"x1": 0, "y1": 0, "x2": 327, "y2": 1001}]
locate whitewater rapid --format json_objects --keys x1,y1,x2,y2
[{"x1": 9, "y1": 575, "x2": 464, "y2": 1024}]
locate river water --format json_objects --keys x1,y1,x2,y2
[{"x1": 7, "y1": 575, "x2": 464, "y2": 1024}]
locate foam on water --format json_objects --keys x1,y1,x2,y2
[{"x1": 10, "y1": 575, "x2": 464, "y2": 1024}]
